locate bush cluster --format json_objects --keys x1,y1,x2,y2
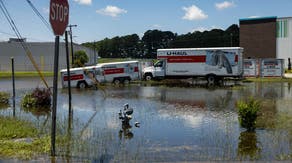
[
  {"x1": 21, "y1": 88, "x2": 51, "y2": 108},
  {"x1": 0, "y1": 92, "x2": 9, "y2": 105},
  {"x1": 237, "y1": 97, "x2": 261, "y2": 131}
]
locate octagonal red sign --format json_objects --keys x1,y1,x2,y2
[{"x1": 49, "y1": 0, "x2": 69, "y2": 36}]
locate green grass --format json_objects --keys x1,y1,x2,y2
[
  {"x1": 0, "y1": 116, "x2": 50, "y2": 160},
  {"x1": 284, "y1": 69, "x2": 292, "y2": 73},
  {"x1": 97, "y1": 58, "x2": 153, "y2": 64},
  {"x1": 0, "y1": 71, "x2": 53, "y2": 78},
  {"x1": 0, "y1": 116, "x2": 38, "y2": 139},
  {"x1": 243, "y1": 77, "x2": 292, "y2": 83},
  {"x1": 97, "y1": 58, "x2": 134, "y2": 63}
]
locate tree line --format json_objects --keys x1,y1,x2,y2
[{"x1": 82, "y1": 24, "x2": 239, "y2": 59}]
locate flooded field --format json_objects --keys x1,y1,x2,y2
[{"x1": 0, "y1": 77, "x2": 292, "y2": 162}]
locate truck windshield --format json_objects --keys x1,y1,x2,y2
[{"x1": 154, "y1": 60, "x2": 163, "y2": 67}]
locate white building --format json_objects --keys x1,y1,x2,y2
[
  {"x1": 277, "y1": 17, "x2": 292, "y2": 67},
  {"x1": 0, "y1": 38, "x2": 97, "y2": 71},
  {"x1": 240, "y1": 16, "x2": 292, "y2": 68}
]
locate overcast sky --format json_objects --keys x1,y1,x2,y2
[{"x1": 0, "y1": 0, "x2": 291, "y2": 44}]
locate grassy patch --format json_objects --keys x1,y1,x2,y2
[
  {"x1": 98, "y1": 58, "x2": 153, "y2": 64},
  {"x1": 243, "y1": 77, "x2": 292, "y2": 83},
  {"x1": 0, "y1": 116, "x2": 50, "y2": 160},
  {"x1": 0, "y1": 116, "x2": 38, "y2": 139},
  {"x1": 284, "y1": 69, "x2": 292, "y2": 73},
  {"x1": 0, "y1": 71, "x2": 53, "y2": 78},
  {"x1": 98, "y1": 58, "x2": 134, "y2": 63}
]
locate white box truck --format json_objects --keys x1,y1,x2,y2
[
  {"x1": 61, "y1": 61, "x2": 141, "y2": 88},
  {"x1": 142, "y1": 47, "x2": 244, "y2": 83}
]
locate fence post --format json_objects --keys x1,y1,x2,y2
[{"x1": 11, "y1": 57, "x2": 16, "y2": 116}]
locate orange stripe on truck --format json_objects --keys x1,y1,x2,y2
[
  {"x1": 158, "y1": 55, "x2": 206, "y2": 63},
  {"x1": 104, "y1": 68, "x2": 124, "y2": 75},
  {"x1": 134, "y1": 66, "x2": 139, "y2": 72},
  {"x1": 64, "y1": 74, "x2": 84, "y2": 81}
]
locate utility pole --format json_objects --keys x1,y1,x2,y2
[{"x1": 68, "y1": 24, "x2": 77, "y2": 66}]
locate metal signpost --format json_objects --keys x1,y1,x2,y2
[{"x1": 49, "y1": 0, "x2": 69, "y2": 156}]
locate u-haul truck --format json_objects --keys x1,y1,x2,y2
[
  {"x1": 142, "y1": 47, "x2": 244, "y2": 83},
  {"x1": 60, "y1": 61, "x2": 140, "y2": 88}
]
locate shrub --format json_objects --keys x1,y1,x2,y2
[
  {"x1": 73, "y1": 50, "x2": 89, "y2": 67},
  {"x1": 21, "y1": 88, "x2": 51, "y2": 108},
  {"x1": 0, "y1": 92, "x2": 9, "y2": 105},
  {"x1": 236, "y1": 97, "x2": 261, "y2": 131}
]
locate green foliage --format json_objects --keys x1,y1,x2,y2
[
  {"x1": 82, "y1": 24, "x2": 239, "y2": 59},
  {"x1": 21, "y1": 94, "x2": 37, "y2": 108},
  {"x1": 0, "y1": 116, "x2": 50, "y2": 159},
  {"x1": 0, "y1": 92, "x2": 9, "y2": 105},
  {"x1": 21, "y1": 88, "x2": 51, "y2": 108},
  {"x1": 73, "y1": 50, "x2": 89, "y2": 67},
  {"x1": 237, "y1": 97, "x2": 261, "y2": 131},
  {"x1": 0, "y1": 116, "x2": 38, "y2": 139},
  {"x1": 0, "y1": 71, "x2": 53, "y2": 78}
]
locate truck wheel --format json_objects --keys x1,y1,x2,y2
[
  {"x1": 123, "y1": 78, "x2": 130, "y2": 84},
  {"x1": 217, "y1": 78, "x2": 223, "y2": 86},
  {"x1": 77, "y1": 81, "x2": 87, "y2": 89},
  {"x1": 207, "y1": 75, "x2": 216, "y2": 84},
  {"x1": 113, "y1": 79, "x2": 121, "y2": 85},
  {"x1": 145, "y1": 74, "x2": 152, "y2": 81}
]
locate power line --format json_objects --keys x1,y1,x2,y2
[
  {"x1": 26, "y1": 0, "x2": 52, "y2": 34},
  {"x1": 0, "y1": 0, "x2": 49, "y2": 88},
  {"x1": 0, "y1": 30, "x2": 16, "y2": 37}
]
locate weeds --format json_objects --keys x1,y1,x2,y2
[
  {"x1": 236, "y1": 97, "x2": 261, "y2": 131},
  {"x1": 21, "y1": 88, "x2": 51, "y2": 108},
  {"x1": 0, "y1": 92, "x2": 9, "y2": 105}
]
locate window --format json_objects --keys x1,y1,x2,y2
[
  {"x1": 154, "y1": 60, "x2": 163, "y2": 67},
  {"x1": 277, "y1": 20, "x2": 288, "y2": 38}
]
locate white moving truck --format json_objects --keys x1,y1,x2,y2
[
  {"x1": 61, "y1": 61, "x2": 140, "y2": 88},
  {"x1": 142, "y1": 47, "x2": 244, "y2": 83}
]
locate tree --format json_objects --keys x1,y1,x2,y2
[
  {"x1": 82, "y1": 24, "x2": 239, "y2": 58},
  {"x1": 142, "y1": 30, "x2": 176, "y2": 58},
  {"x1": 73, "y1": 50, "x2": 89, "y2": 67}
]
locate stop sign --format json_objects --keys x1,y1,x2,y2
[{"x1": 49, "y1": 0, "x2": 69, "y2": 36}]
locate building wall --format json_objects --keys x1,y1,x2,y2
[
  {"x1": 0, "y1": 42, "x2": 96, "y2": 71},
  {"x1": 276, "y1": 17, "x2": 292, "y2": 67},
  {"x1": 240, "y1": 17, "x2": 277, "y2": 59}
]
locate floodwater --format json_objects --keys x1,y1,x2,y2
[{"x1": 0, "y1": 77, "x2": 292, "y2": 162}]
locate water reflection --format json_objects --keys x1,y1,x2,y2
[
  {"x1": 237, "y1": 131, "x2": 261, "y2": 160},
  {"x1": 21, "y1": 106, "x2": 51, "y2": 117},
  {"x1": 119, "y1": 122, "x2": 134, "y2": 140},
  {"x1": 0, "y1": 104, "x2": 9, "y2": 110},
  {"x1": 1, "y1": 78, "x2": 292, "y2": 161}
]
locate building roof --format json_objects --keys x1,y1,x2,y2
[{"x1": 239, "y1": 16, "x2": 277, "y2": 22}]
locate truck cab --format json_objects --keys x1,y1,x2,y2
[{"x1": 143, "y1": 59, "x2": 166, "y2": 80}]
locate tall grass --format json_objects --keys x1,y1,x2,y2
[{"x1": 236, "y1": 97, "x2": 261, "y2": 131}]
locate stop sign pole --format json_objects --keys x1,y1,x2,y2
[{"x1": 49, "y1": 0, "x2": 69, "y2": 156}]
